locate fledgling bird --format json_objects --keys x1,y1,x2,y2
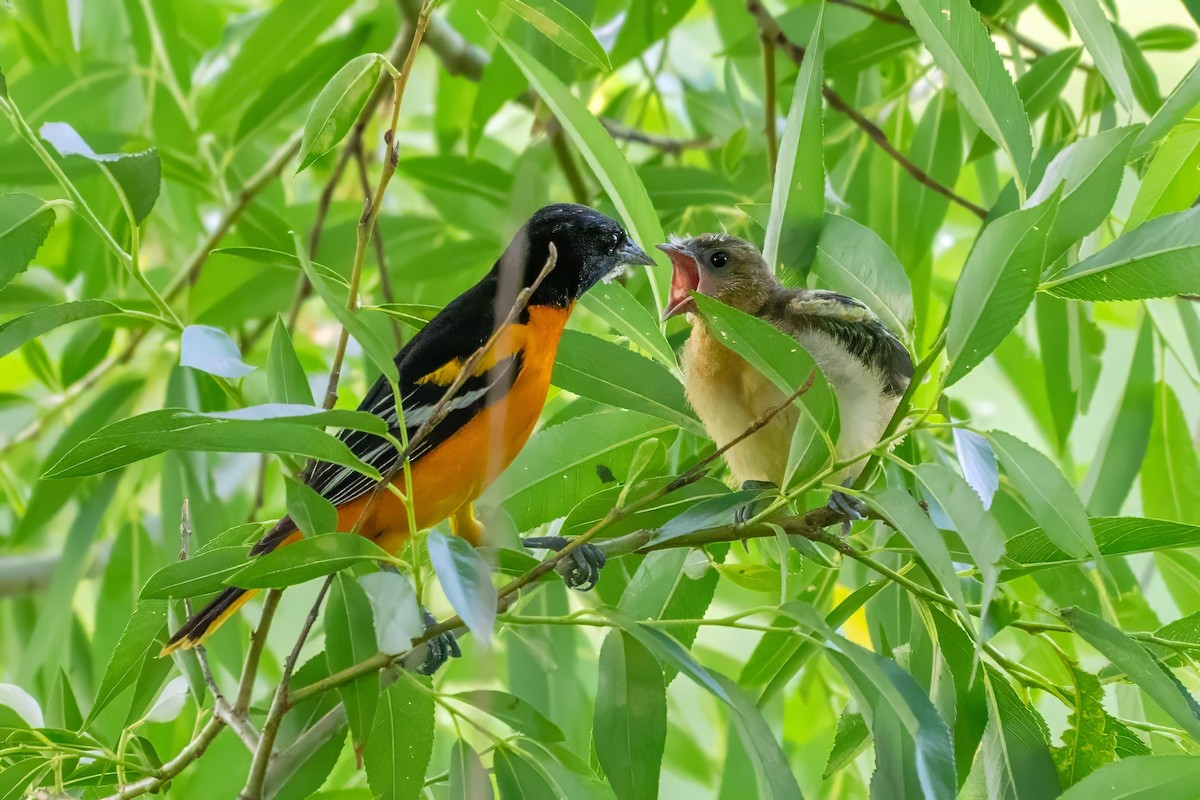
[
  {"x1": 163, "y1": 204, "x2": 654, "y2": 670},
  {"x1": 657, "y1": 234, "x2": 913, "y2": 519}
]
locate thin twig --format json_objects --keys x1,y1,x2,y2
[
  {"x1": 549, "y1": 126, "x2": 591, "y2": 204},
  {"x1": 746, "y1": 0, "x2": 989, "y2": 220},
  {"x1": 352, "y1": 138, "x2": 403, "y2": 347},
  {"x1": 599, "y1": 119, "x2": 717, "y2": 153},
  {"x1": 762, "y1": 32, "x2": 778, "y2": 176}
]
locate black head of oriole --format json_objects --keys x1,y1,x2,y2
[
  {"x1": 163, "y1": 204, "x2": 653, "y2": 657},
  {"x1": 657, "y1": 234, "x2": 912, "y2": 520}
]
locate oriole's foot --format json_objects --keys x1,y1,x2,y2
[
  {"x1": 415, "y1": 609, "x2": 461, "y2": 676},
  {"x1": 734, "y1": 480, "x2": 778, "y2": 526},
  {"x1": 828, "y1": 490, "x2": 866, "y2": 534},
  {"x1": 523, "y1": 536, "x2": 607, "y2": 591}
]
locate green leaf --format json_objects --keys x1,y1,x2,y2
[
  {"x1": 140, "y1": 546, "x2": 250, "y2": 599},
  {"x1": 1017, "y1": 47, "x2": 1084, "y2": 121},
  {"x1": 810, "y1": 214, "x2": 912, "y2": 337},
  {"x1": 285, "y1": 476, "x2": 339, "y2": 536},
  {"x1": 603, "y1": 611, "x2": 803, "y2": 799},
  {"x1": 578, "y1": 279, "x2": 676, "y2": 368},
  {"x1": 0, "y1": 193, "x2": 56, "y2": 291},
  {"x1": 180, "y1": 324, "x2": 255, "y2": 379},
  {"x1": 493, "y1": 747, "x2": 557, "y2": 797},
  {"x1": 824, "y1": 710, "x2": 869, "y2": 778},
  {"x1": 448, "y1": 740, "x2": 493, "y2": 800},
  {"x1": 916, "y1": 464, "x2": 1005, "y2": 637},
  {"x1": 867, "y1": 487, "x2": 969, "y2": 623},
  {"x1": 453, "y1": 689, "x2": 563, "y2": 741},
  {"x1": 499, "y1": 0, "x2": 611, "y2": 71},
  {"x1": 480, "y1": 410, "x2": 675, "y2": 532},
  {"x1": 552, "y1": 330, "x2": 702, "y2": 434},
  {"x1": 1079, "y1": 318, "x2": 1154, "y2": 514},
  {"x1": 1116, "y1": 27, "x2": 1162, "y2": 114},
  {"x1": 989, "y1": 431, "x2": 1100, "y2": 561},
  {"x1": 45, "y1": 406, "x2": 383, "y2": 479},
  {"x1": 1127, "y1": 124, "x2": 1200, "y2": 231},
  {"x1": 1141, "y1": 381, "x2": 1200, "y2": 524},
  {"x1": 489, "y1": 25, "x2": 667, "y2": 293},
  {"x1": 1052, "y1": 665, "x2": 1117, "y2": 787},
  {"x1": 268, "y1": 316, "x2": 314, "y2": 406},
  {"x1": 1061, "y1": 0, "x2": 1134, "y2": 111},
  {"x1": 594, "y1": 630, "x2": 666, "y2": 800},
  {"x1": 363, "y1": 676, "x2": 435, "y2": 800},
  {"x1": 39, "y1": 122, "x2": 161, "y2": 223},
  {"x1": 1058, "y1": 756, "x2": 1200, "y2": 800},
  {"x1": 201, "y1": 0, "x2": 355, "y2": 129},
  {"x1": 398, "y1": 155, "x2": 513, "y2": 205},
  {"x1": 946, "y1": 196, "x2": 1059, "y2": 385},
  {"x1": 1136, "y1": 25, "x2": 1198, "y2": 51},
  {"x1": 227, "y1": 533, "x2": 393, "y2": 589},
  {"x1": 1004, "y1": 517, "x2": 1200, "y2": 574},
  {"x1": 1132, "y1": 61, "x2": 1200, "y2": 157},
  {"x1": 0, "y1": 300, "x2": 125, "y2": 359},
  {"x1": 85, "y1": 599, "x2": 167, "y2": 726},
  {"x1": 325, "y1": 573, "x2": 379, "y2": 752},
  {"x1": 981, "y1": 666, "x2": 1061, "y2": 799},
  {"x1": 427, "y1": 530, "x2": 496, "y2": 646},
  {"x1": 298, "y1": 53, "x2": 381, "y2": 172},
  {"x1": 763, "y1": 3, "x2": 824, "y2": 279},
  {"x1": 1062, "y1": 607, "x2": 1200, "y2": 741},
  {"x1": 1025, "y1": 125, "x2": 1140, "y2": 263},
  {"x1": 897, "y1": 0, "x2": 1032, "y2": 188}
]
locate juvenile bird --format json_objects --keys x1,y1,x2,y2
[
  {"x1": 163, "y1": 204, "x2": 654, "y2": 668},
  {"x1": 657, "y1": 234, "x2": 913, "y2": 519}
]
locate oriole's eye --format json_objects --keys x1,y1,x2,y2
[{"x1": 711, "y1": 251, "x2": 729, "y2": 269}]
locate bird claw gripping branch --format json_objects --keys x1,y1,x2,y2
[
  {"x1": 414, "y1": 609, "x2": 461, "y2": 676},
  {"x1": 522, "y1": 536, "x2": 607, "y2": 591}
]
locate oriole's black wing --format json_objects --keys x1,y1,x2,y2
[{"x1": 251, "y1": 271, "x2": 524, "y2": 554}]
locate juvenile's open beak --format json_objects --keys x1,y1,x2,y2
[{"x1": 656, "y1": 242, "x2": 700, "y2": 320}]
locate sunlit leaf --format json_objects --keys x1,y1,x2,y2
[
  {"x1": 180, "y1": 324, "x2": 255, "y2": 379},
  {"x1": 363, "y1": 676, "x2": 435, "y2": 800},
  {"x1": 0, "y1": 193, "x2": 56, "y2": 292},
  {"x1": 325, "y1": 573, "x2": 379, "y2": 752},
  {"x1": 427, "y1": 531, "x2": 496, "y2": 646},
  {"x1": 594, "y1": 629, "x2": 666, "y2": 800},
  {"x1": 499, "y1": 0, "x2": 611, "y2": 71},
  {"x1": 298, "y1": 53, "x2": 381, "y2": 172},
  {"x1": 1061, "y1": 0, "x2": 1134, "y2": 111},
  {"x1": 228, "y1": 533, "x2": 393, "y2": 589}
]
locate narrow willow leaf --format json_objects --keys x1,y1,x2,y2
[
  {"x1": 284, "y1": 476, "x2": 338, "y2": 537},
  {"x1": 499, "y1": 0, "x2": 611, "y2": 70},
  {"x1": 325, "y1": 573, "x2": 379, "y2": 752},
  {"x1": 981, "y1": 666, "x2": 1061, "y2": 799},
  {"x1": 427, "y1": 531, "x2": 496, "y2": 646},
  {"x1": 1058, "y1": 755, "x2": 1200, "y2": 800},
  {"x1": 552, "y1": 330, "x2": 703, "y2": 434},
  {"x1": 1017, "y1": 47, "x2": 1083, "y2": 121},
  {"x1": 490, "y1": 26, "x2": 666, "y2": 290},
  {"x1": 928, "y1": 610, "x2": 989, "y2": 784},
  {"x1": 180, "y1": 324, "x2": 255, "y2": 378},
  {"x1": 810, "y1": 214, "x2": 912, "y2": 337},
  {"x1": 1141, "y1": 381, "x2": 1200, "y2": 524},
  {"x1": 897, "y1": 0, "x2": 1032, "y2": 187},
  {"x1": 298, "y1": 53, "x2": 380, "y2": 172},
  {"x1": 824, "y1": 710, "x2": 869, "y2": 778},
  {"x1": 140, "y1": 546, "x2": 250, "y2": 599},
  {"x1": 764, "y1": 3, "x2": 824, "y2": 279},
  {"x1": 267, "y1": 316, "x2": 314, "y2": 406},
  {"x1": 454, "y1": 689, "x2": 563, "y2": 741},
  {"x1": 1052, "y1": 665, "x2": 1116, "y2": 787},
  {"x1": 898, "y1": 91, "x2": 962, "y2": 275},
  {"x1": 989, "y1": 430, "x2": 1099, "y2": 562},
  {"x1": 0, "y1": 193, "x2": 56, "y2": 291},
  {"x1": 448, "y1": 739, "x2": 493, "y2": 800},
  {"x1": 85, "y1": 600, "x2": 167, "y2": 726},
  {"x1": 40, "y1": 121, "x2": 161, "y2": 223},
  {"x1": 46, "y1": 406, "x2": 382, "y2": 479},
  {"x1": 1004, "y1": 517, "x2": 1200, "y2": 575},
  {"x1": 1127, "y1": 124, "x2": 1200, "y2": 230},
  {"x1": 1136, "y1": 25, "x2": 1198, "y2": 51},
  {"x1": 1116, "y1": 27, "x2": 1162, "y2": 114},
  {"x1": 953, "y1": 428, "x2": 998, "y2": 509},
  {"x1": 1062, "y1": 607, "x2": 1200, "y2": 741},
  {"x1": 594, "y1": 630, "x2": 666, "y2": 800},
  {"x1": 363, "y1": 677, "x2": 435, "y2": 800},
  {"x1": 1132, "y1": 61, "x2": 1200, "y2": 156},
  {"x1": 0, "y1": 300, "x2": 124, "y2": 359},
  {"x1": 227, "y1": 533, "x2": 393, "y2": 589},
  {"x1": 493, "y1": 748, "x2": 557, "y2": 797},
  {"x1": 1061, "y1": 0, "x2": 1134, "y2": 111},
  {"x1": 578, "y1": 279, "x2": 676, "y2": 368},
  {"x1": 358, "y1": 571, "x2": 423, "y2": 655},
  {"x1": 945, "y1": 194, "x2": 1058, "y2": 385}
]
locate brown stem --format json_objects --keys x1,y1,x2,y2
[
  {"x1": 352, "y1": 139, "x2": 403, "y2": 347},
  {"x1": 746, "y1": 0, "x2": 989, "y2": 220},
  {"x1": 762, "y1": 32, "x2": 778, "y2": 177},
  {"x1": 549, "y1": 126, "x2": 590, "y2": 203}
]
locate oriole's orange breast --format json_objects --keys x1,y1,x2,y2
[{"x1": 337, "y1": 304, "x2": 572, "y2": 551}]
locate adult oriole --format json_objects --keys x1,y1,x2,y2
[
  {"x1": 164, "y1": 204, "x2": 654, "y2": 657},
  {"x1": 658, "y1": 234, "x2": 913, "y2": 519}
]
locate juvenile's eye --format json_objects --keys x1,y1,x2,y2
[{"x1": 711, "y1": 251, "x2": 729, "y2": 269}]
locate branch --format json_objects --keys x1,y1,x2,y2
[
  {"x1": 745, "y1": 0, "x2": 989, "y2": 220},
  {"x1": 599, "y1": 119, "x2": 717, "y2": 154}
]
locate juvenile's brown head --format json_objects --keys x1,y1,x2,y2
[{"x1": 656, "y1": 234, "x2": 775, "y2": 319}]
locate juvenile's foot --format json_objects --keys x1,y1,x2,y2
[
  {"x1": 827, "y1": 490, "x2": 866, "y2": 534},
  {"x1": 415, "y1": 609, "x2": 461, "y2": 675},
  {"x1": 523, "y1": 536, "x2": 607, "y2": 591},
  {"x1": 734, "y1": 480, "x2": 779, "y2": 526}
]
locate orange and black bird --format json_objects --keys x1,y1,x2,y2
[
  {"x1": 658, "y1": 234, "x2": 913, "y2": 521},
  {"x1": 164, "y1": 204, "x2": 654, "y2": 668}
]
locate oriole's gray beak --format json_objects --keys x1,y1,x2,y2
[{"x1": 619, "y1": 239, "x2": 656, "y2": 267}]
